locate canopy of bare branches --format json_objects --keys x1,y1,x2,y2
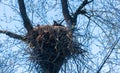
[{"x1": 0, "y1": 0, "x2": 120, "y2": 73}]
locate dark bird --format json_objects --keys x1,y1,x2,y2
[{"x1": 53, "y1": 20, "x2": 63, "y2": 26}]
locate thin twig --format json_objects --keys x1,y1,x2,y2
[{"x1": 96, "y1": 37, "x2": 120, "y2": 73}]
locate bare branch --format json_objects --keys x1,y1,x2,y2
[
  {"x1": 18, "y1": 0, "x2": 33, "y2": 33},
  {"x1": 74, "y1": 0, "x2": 93, "y2": 18},
  {"x1": 61, "y1": 0, "x2": 72, "y2": 28},
  {"x1": 61, "y1": 0, "x2": 93, "y2": 30},
  {"x1": 96, "y1": 37, "x2": 120, "y2": 73},
  {"x1": 0, "y1": 30, "x2": 26, "y2": 41}
]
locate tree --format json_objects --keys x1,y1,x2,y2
[{"x1": 0, "y1": 0, "x2": 120, "y2": 73}]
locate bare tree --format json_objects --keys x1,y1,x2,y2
[{"x1": 0, "y1": 0, "x2": 120, "y2": 73}]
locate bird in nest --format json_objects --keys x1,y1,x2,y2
[{"x1": 53, "y1": 20, "x2": 63, "y2": 26}]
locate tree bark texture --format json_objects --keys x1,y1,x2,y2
[{"x1": 18, "y1": 0, "x2": 33, "y2": 33}]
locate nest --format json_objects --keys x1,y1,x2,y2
[{"x1": 26, "y1": 25, "x2": 82, "y2": 73}]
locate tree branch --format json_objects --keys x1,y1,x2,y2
[
  {"x1": 74, "y1": 0, "x2": 93, "y2": 19},
  {"x1": 96, "y1": 37, "x2": 120, "y2": 73},
  {"x1": 61, "y1": 0, "x2": 93, "y2": 30},
  {"x1": 0, "y1": 30, "x2": 26, "y2": 42},
  {"x1": 18, "y1": 0, "x2": 33, "y2": 33},
  {"x1": 61, "y1": 0, "x2": 72, "y2": 28}
]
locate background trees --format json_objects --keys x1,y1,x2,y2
[{"x1": 0, "y1": 0, "x2": 120, "y2": 73}]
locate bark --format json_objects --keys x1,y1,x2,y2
[
  {"x1": 61, "y1": 0, "x2": 72, "y2": 28},
  {"x1": 74, "y1": 0, "x2": 93, "y2": 18},
  {"x1": 0, "y1": 30, "x2": 26, "y2": 41},
  {"x1": 18, "y1": 0, "x2": 33, "y2": 33},
  {"x1": 61, "y1": 0, "x2": 93, "y2": 30}
]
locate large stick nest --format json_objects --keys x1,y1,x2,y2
[{"x1": 26, "y1": 25, "x2": 83, "y2": 72}]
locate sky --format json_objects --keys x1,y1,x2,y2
[{"x1": 0, "y1": 0, "x2": 120, "y2": 73}]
